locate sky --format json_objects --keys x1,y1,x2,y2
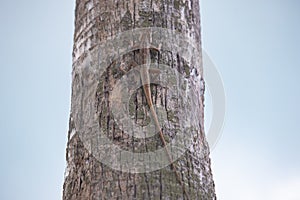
[
  {"x1": 201, "y1": 0, "x2": 300, "y2": 199},
  {"x1": 0, "y1": 0, "x2": 299, "y2": 200}
]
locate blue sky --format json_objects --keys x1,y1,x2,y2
[
  {"x1": 0, "y1": 0, "x2": 299, "y2": 199},
  {"x1": 201, "y1": 0, "x2": 300, "y2": 199}
]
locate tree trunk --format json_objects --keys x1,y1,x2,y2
[{"x1": 63, "y1": 0, "x2": 216, "y2": 199}]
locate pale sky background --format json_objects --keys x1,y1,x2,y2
[{"x1": 0, "y1": 0, "x2": 299, "y2": 200}]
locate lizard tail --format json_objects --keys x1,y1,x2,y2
[{"x1": 145, "y1": 90, "x2": 190, "y2": 200}]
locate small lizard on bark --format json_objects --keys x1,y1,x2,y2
[{"x1": 121, "y1": 32, "x2": 190, "y2": 199}]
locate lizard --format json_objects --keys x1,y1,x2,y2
[{"x1": 121, "y1": 31, "x2": 190, "y2": 199}]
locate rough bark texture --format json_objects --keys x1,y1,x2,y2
[{"x1": 63, "y1": 0, "x2": 216, "y2": 199}]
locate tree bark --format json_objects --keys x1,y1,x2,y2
[{"x1": 63, "y1": 0, "x2": 216, "y2": 199}]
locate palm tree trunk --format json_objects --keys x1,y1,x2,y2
[{"x1": 63, "y1": 0, "x2": 216, "y2": 199}]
